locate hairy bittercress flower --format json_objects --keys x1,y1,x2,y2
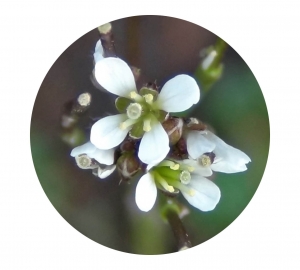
[
  {"x1": 185, "y1": 130, "x2": 251, "y2": 174},
  {"x1": 90, "y1": 46, "x2": 200, "y2": 166},
  {"x1": 71, "y1": 141, "x2": 116, "y2": 178},
  {"x1": 135, "y1": 160, "x2": 221, "y2": 212}
]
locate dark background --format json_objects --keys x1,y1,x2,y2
[{"x1": 31, "y1": 16, "x2": 269, "y2": 254}]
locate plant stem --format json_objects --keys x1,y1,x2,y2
[{"x1": 164, "y1": 206, "x2": 192, "y2": 251}]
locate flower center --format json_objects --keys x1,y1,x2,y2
[
  {"x1": 180, "y1": 170, "x2": 191, "y2": 185},
  {"x1": 126, "y1": 103, "x2": 142, "y2": 119},
  {"x1": 199, "y1": 154, "x2": 212, "y2": 167}
]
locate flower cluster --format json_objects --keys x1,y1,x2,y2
[{"x1": 71, "y1": 40, "x2": 251, "y2": 213}]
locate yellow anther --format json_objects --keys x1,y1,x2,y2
[
  {"x1": 189, "y1": 189, "x2": 195, "y2": 197},
  {"x1": 144, "y1": 94, "x2": 153, "y2": 103},
  {"x1": 187, "y1": 166, "x2": 194, "y2": 172},
  {"x1": 168, "y1": 186, "x2": 175, "y2": 192},
  {"x1": 130, "y1": 91, "x2": 138, "y2": 99},
  {"x1": 119, "y1": 122, "x2": 127, "y2": 130},
  {"x1": 143, "y1": 119, "x2": 151, "y2": 132},
  {"x1": 129, "y1": 91, "x2": 143, "y2": 102},
  {"x1": 170, "y1": 164, "x2": 180, "y2": 170}
]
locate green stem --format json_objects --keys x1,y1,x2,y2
[{"x1": 164, "y1": 206, "x2": 192, "y2": 251}]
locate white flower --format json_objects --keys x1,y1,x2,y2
[
  {"x1": 91, "y1": 56, "x2": 200, "y2": 166},
  {"x1": 186, "y1": 130, "x2": 251, "y2": 174},
  {"x1": 135, "y1": 161, "x2": 220, "y2": 212},
  {"x1": 70, "y1": 141, "x2": 116, "y2": 179}
]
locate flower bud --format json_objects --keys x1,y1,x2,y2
[
  {"x1": 117, "y1": 153, "x2": 141, "y2": 181},
  {"x1": 120, "y1": 138, "x2": 136, "y2": 153},
  {"x1": 71, "y1": 92, "x2": 92, "y2": 114},
  {"x1": 184, "y1": 117, "x2": 206, "y2": 131},
  {"x1": 139, "y1": 82, "x2": 159, "y2": 100},
  {"x1": 162, "y1": 117, "x2": 184, "y2": 145},
  {"x1": 98, "y1": 23, "x2": 112, "y2": 35}
]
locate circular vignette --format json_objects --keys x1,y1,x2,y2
[{"x1": 30, "y1": 15, "x2": 269, "y2": 255}]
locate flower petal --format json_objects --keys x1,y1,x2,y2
[
  {"x1": 138, "y1": 122, "x2": 170, "y2": 166},
  {"x1": 181, "y1": 176, "x2": 221, "y2": 211},
  {"x1": 186, "y1": 131, "x2": 216, "y2": 159},
  {"x1": 70, "y1": 141, "x2": 97, "y2": 157},
  {"x1": 156, "y1": 75, "x2": 200, "y2": 112},
  {"x1": 205, "y1": 131, "x2": 251, "y2": 173},
  {"x1": 94, "y1": 57, "x2": 137, "y2": 97},
  {"x1": 98, "y1": 165, "x2": 116, "y2": 179},
  {"x1": 181, "y1": 159, "x2": 212, "y2": 177},
  {"x1": 93, "y1": 40, "x2": 104, "y2": 63},
  {"x1": 90, "y1": 114, "x2": 129, "y2": 150},
  {"x1": 89, "y1": 148, "x2": 115, "y2": 165},
  {"x1": 135, "y1": 173, "x2": 157, "y2": 212}
]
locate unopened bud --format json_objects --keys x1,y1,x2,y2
[
  {"x1": 98, "y1": 23, "x2": 112, "y2": 34},
  {"x1": 117, "y1": 153, "x2": 141, "y2": 180},
  {"x1": 184, "y1": 117, "x2": 206, "y2": 131},
  {"x1": 71, "y1": 92, "x2": 92, "y2": 114},
  {"x1": 139, "y1": 83, "x2": 159, "y2": 100},
  {"x1": 77, "y1": 92, "x2": 91, "y2": 107},
  {"x1": 120, "y1": 138, "x2": 136, "y2": 152},
  {"x1": 162, "y1": 117, "x2": 184, "y2": 145}
]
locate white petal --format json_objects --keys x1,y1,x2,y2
[
  {"x1": 90, "y1": 114, "x2": 129, "y2": 150},
  {"x1": 181, "y1": 159, "x2": 212, "y2": 177},
  {"x1": 89, "y1": 148, "x2": 115, "y2": 165},
  {"x1": 181, "y1": 176, "x2": 221, "y2": 211},
  {"x1": 138, "y1": 122, "x2": 170, "y2": 165},
  {"x1": 205, "y1": 131, "x2": 251, "y2": 173},
  {"x1": 135, "y1": 173, "x2": 157, "y2": 212},
  {"x1": 156, "y1": 75, "x2": 200, "y2": 112},
  {"x1": 94, "y1": 58, "x2": 137, "y2": 97},
  {"x1": 98, "y1": 165, "x2": 116, "y2": 179},
  {"x1": 186, "y1": 131, "x2": 216, "y2": 159},
  {"x1": 93, "y1": 40, "x2": 104, "y2": 63},
  {"x1": 70, "y1": 141, "x2": 97, "y2": 157}
]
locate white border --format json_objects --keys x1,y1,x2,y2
[{"x1": 1, "y1": 0, "x2": 300, "y2": 269}]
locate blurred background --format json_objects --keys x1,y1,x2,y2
[{"x1": 30, "y1": 16, "x2": 269, "y2": 254}]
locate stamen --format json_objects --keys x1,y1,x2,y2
[
  {"x1": 180, "y1": 170, "x2": 191, "y2": 185},
  {"x1": 119, "y1": 118, "x2": 138, "y2": 130},
  {"x1": 129, "y1": 91, "x2": 143, "y2": 102},
  {"x1": 170, "y1": 164, "x2": 180, "y2": 170},
  {"x1": 155, "y1": 173, "x2": 175, "y2": 193},
  {"x1": 144, "y1": 94, "x2": 153, "y2": 104},
  {"x1": 187, "y1": 166, "x2": 194, "y2": 172},
  {"x1": 143, "y1": 118, "x2": 152, "y2": 132},
  {"x1": 169, "y1": 181, "x2": 195, "y2": 197},
  {"x1": 126, "y1": 103, "x2": 142, "y2": 119}
]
